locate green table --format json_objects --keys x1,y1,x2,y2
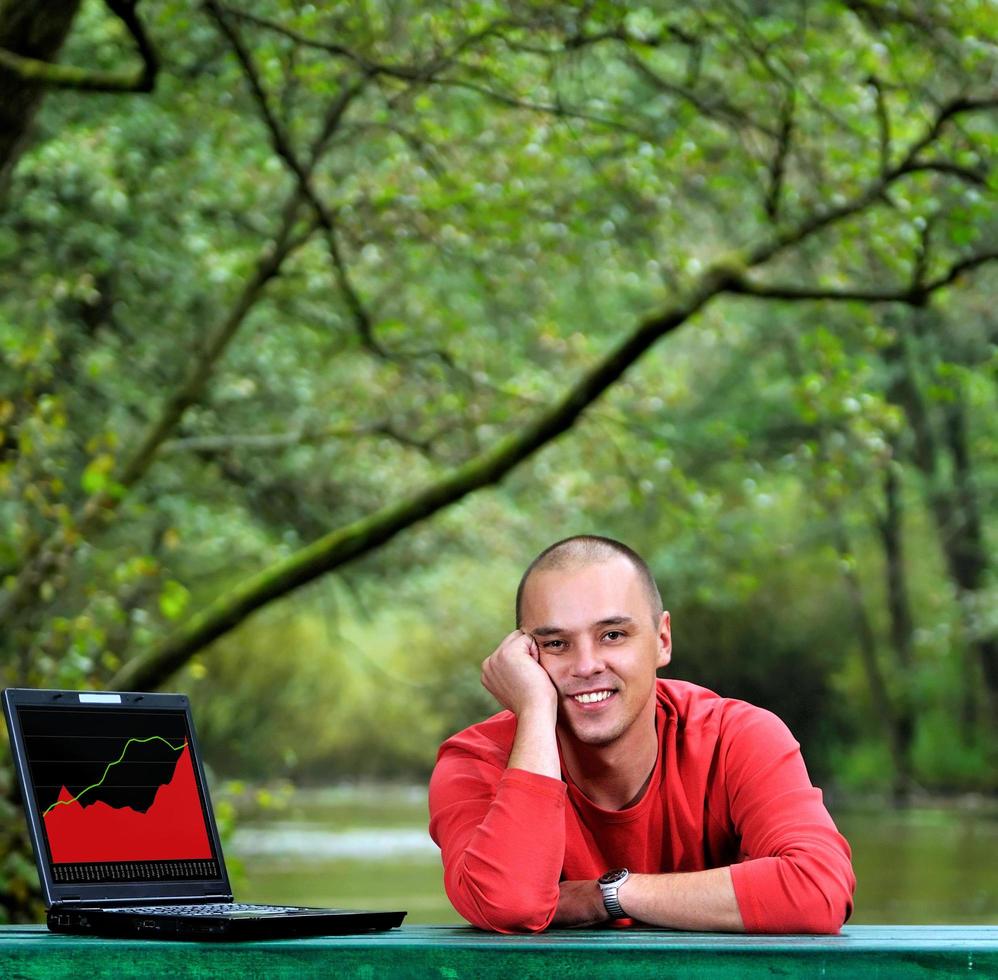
[{"x1": 1, "y1": 924, "x2": 995, "y2": 978}]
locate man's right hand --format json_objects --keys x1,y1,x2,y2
[
  {"x1": 481, "y1": 630, "x2": 561, "y2": 779},
  {"x1": 481, "y1": 630, "x2": 558, "y2": 722}
]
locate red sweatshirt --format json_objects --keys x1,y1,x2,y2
[{"x1": 429, "y1": 679, "x2": 855, "y2": 934}]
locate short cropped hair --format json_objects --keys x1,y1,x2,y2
[{"x1": 515, "y1": 535, "x2": 663, "y2": 627}]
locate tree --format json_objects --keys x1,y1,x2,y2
[
  {"x1": 4, "y1": 3, "x2": 998, "y2": 922},
  {"x1": 0, "y1": 0, "x2": 158, "y2": 193},
  {"x1": 2, "y1": 0, "x2": 996, "y2": 722}
]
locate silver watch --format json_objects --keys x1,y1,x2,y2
[{"x1": 597, "y1": 867, "x2": 630, "y2": 919}]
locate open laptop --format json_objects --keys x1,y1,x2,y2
[{"x1": 2, "y1": 687, "x2": 406, "y2": 940}]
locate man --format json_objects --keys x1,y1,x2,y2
[{"x1": 428, "y1": 535, "x2": 855, "y2": 933}]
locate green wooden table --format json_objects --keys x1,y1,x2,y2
[{"x1": 2, "y1": 924, "x2": 996, "y2": 978}]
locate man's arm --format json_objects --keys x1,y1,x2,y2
[
  {"x1": 428, "y1": 630, "x2": 567, "y2": 933},
  {"x1": 553, "y1": 868, "x2": 744, "y2": 931},
  {"x1": 720, "y1": 704, "x2": 855, "y2": 933},
  {"x1": 480, "y1": 630, "x2": 560, "y2": 779}
]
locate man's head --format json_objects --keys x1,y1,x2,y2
[
  {"x1": 516, "y1": 535, "x2": 663, "y2": 628},
  {"x1": 516, "y1": 536, "x2": 670, "y2": 749}
]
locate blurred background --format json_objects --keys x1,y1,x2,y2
[{"x1": 1, "y1": 0, "x2": 996, "y2": 926}]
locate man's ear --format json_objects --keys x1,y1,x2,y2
[{"x1": 656, "y1": 610, "x2": 672, "y2": 669}]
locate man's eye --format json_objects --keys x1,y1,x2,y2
[
  {"x1": 542, "y1": 640, "x2": 565, "y2": 650},
  {"x1": 603, "y1": 631, "x2": 624, "y2": 641}
]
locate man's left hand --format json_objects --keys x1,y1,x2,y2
[{"x1": 551, "y1": 880, "x2": 609, "y2": 928}]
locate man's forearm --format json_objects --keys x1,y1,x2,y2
[
  {"x1": 619, "y1": 867, "x2": 744, "y2": 931},
  {"x1": 555, "y1": 867, "x2": 745, "y2": 932},
  {"x1": 507, "y1": 706, "x2": 560, "y2": 780}
]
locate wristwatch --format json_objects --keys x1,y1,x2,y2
[{"x1": 597, "y1": 867, "x2": 630, "y2": 919}]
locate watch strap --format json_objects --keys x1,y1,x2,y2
[
  {"x1": 602, "y1": 885, "x2": 627, "y2": 919},
  {"x1": 598, "y1": 868, "x2": 630, "y2": 920}
]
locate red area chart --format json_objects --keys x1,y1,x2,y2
[{"x1": 43, "y1": 743, "x2": 213, "y2": 863}]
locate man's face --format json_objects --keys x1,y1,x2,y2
[{"x1": 519, "y1": 556, "x2": 671, "y2": 748}]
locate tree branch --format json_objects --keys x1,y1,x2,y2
[
  {"x1": 739, "y1": 91, "x2": 998, "y2": 271},
  {"x1": 624, "y1": 48, "x2": 777, "y2": 138},
  {"x1": 728, "y1": 248, "x2": 998, "y2": 304},
  {"x1": 0, "y1": 202, "x2": 316, "y2": 628},
  {"x1": 108, "y1": 264, "x2": 730, "y2": 690},
  {"x1": 765, "y1": 88, "x2": 795, "y2": 220},
  {"x1": 496, "y1": 20, "x2": 700, "y2": 56},
  {"x1": 868, "y1": 75, "x2": 891, "y2": 176},
  {"x1": 101, "y1": 73, "x2": 998, "y2": 689},
  {"x1": 324, "y1": 221, "x2": 386, "y2": 356},
  {"x1": 209, "y1": 2, "x2": 647, "y2": 360},
  {"x1": 161, "y1": 420, "x2": 442, "y2": 456},
  {"x1": 903, "y1": 95, "x2": 998, "y2": 165},
  {"x1": 246, "y1": 8, "x2": 659, "y2": 141},
  {"x1": 204, "y1": 1, "x2": 391, "y2": 354},
  {"x1": 428, "y1": 75, "x2": 660, "y2": 138},
  {"x1": 902, "y1": 160, "x2": 988, "y2": 185},
  {"x1": 209, "y1": 4, "x2": 496, "y2": 378},
  {"x1": 0, "y1": 78, "x2": 362, "y2": 630},
  {"x1": 217, "y1": 4, "x2": 522, "y2": 83},
  {"x1": 0, "y1": 0, "x2": 157, "y2": 93}
]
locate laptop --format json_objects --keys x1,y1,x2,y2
[{"x1": 2, "y1": 687, "x2": 406, "y2": 940}]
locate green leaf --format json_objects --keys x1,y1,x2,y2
[{"x1": 158, "y1": 580, "x2": 191, "y2": 621}]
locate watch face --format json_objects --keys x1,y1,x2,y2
[{"x1": 599, "y1": 868, "x2": 629, "y2": 886}]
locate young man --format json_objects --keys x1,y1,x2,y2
[{"x1": 428, "y1": 535, "x2": 855, "y2": 933}]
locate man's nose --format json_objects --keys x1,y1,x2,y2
[{"x1": 572, "y1": 639, "x2": 605, "y2": 677}]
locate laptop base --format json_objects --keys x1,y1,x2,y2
[{"x1": 48, "y1": 906, "x2": 406, "y2": 941}]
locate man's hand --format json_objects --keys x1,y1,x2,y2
[
  {"x1": 551, "y1": 880, "x2": 608, "y2": 928},
  {"x1": 482, "y1": 630, "x2": 560, "y2": 780},
  {"x1": 481, "y1": 629, "x2": 558, "y2": 721}
]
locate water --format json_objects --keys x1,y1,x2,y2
[
  {"x1": 836, "y1": 802, "x2": 998, "y2": 924},
  {"x1": 231, "y1": 787, "x2": 998, "y2": 925},
  {"x1": 230, "y1": 785, "x2": 460, "y2": 923}
]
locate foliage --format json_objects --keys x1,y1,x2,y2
[{"x1": 1, "y1": 0, "x2": 996, "y2": 826}]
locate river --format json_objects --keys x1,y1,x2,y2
[{"x1": 230, "y1": 786, "x2": 997, "y2": 925}]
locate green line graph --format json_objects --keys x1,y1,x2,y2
[{"x1": 42, "y1": 735, "x2": 187, "y2": 816}]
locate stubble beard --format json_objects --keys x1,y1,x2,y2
[{"x1": 557, "y1": 704, "x2": 630, "y2": 747}]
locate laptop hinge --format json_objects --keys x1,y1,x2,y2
[{"x1": 54, "y1": 893, "x2": 234, "y2": 908}]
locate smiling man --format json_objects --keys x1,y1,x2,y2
[{"x1": 428, "y1": 535, "x2": 855, "y2": 934}]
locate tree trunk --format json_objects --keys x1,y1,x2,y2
[
  {"x1": 829, "y1": 506, "x2": 911, "y2": 801},
  {"x1": 940, "y1": 390, "x2": 998, "y2": 719},
  {"x1": 0, "y1": 0, "x2": 81, "y2": 193},
  {"x1": 778, "y1": 332, "x2": 913, "y2": 800},
  {"x1": 878, "y1": 460, "x2": 916, "y2": 803},
  {"x1": 882, "y1": 319, "x2": 997, "y2": 733}
]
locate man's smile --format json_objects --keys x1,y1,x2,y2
[{"x1": 568, "y1": 688, "x2": 618, "y2": 707}]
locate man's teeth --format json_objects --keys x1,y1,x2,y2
[{"x1": 573, "y1": 691, "x2": 613, "y2": 704}]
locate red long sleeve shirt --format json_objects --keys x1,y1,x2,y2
[{"x1": 428, "y1": 679, "x2": 855, "y2": 934}]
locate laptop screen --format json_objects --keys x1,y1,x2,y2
[{"x1": 5, "y1": 692, "x2": 226, "y2": 896}]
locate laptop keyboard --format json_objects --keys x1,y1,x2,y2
[{"x1": 119, "y1": 903, "x2": 307, "y2": 916}]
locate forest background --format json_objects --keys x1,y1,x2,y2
[{"x1": 1, "y1": 0, "x2": 996, "y2": 922}]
